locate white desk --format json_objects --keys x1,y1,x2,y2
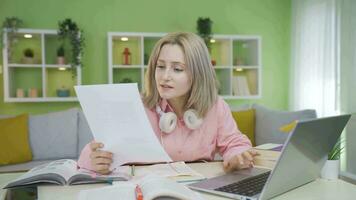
[
  {"x1": 1, "y1": 162, "x2": 356, "y2": 200},
  {"x1": 0, "y1": 172, "x2": 25, "y2": 200},
  {"x1": 33, "y1": 162, "x2": 356, "y2": 200}
]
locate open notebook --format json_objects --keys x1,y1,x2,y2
[
  {"x1": 3, "y1": 160, "x2": 205, "y2": 189},
  {"x1": 4, "y1": 159, "x2": 129, "y2": 188},
  {"x1": 78, "y1": 175, "x2": 205, "y2": 200}
]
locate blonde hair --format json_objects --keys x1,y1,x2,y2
[{"x1": 142, "y1": 32, "x2": 218, "y2": 117}]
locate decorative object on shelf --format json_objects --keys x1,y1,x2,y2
[
  {"x1": 196, "y1": 17, "x2": 213, "y2": 50},
  {"x1": 1, "y1": 17, "x2": 23, "y2": 60},
  {"x1": 211, "y1": 60, "x2": 216, "y2": 66},
  {"x1": 56, "y1": 45, "x2": 65, "y2": 65},
  {"x1": 321, "y1": 139, "x2": 344, "y2": 180},
  {"x1": 56, "y1": 86, "x2": 70, "y2": 97},
  {"x1": 120, "y1": 77, "x2": 133, "y2": 83},
  {"x1": 22, "y1": 48, "x2": 35, "y2": 64},
  {"x1": 232, "y1": 75, "x2": 251, "y2": 96},
  {"x1": 122, "y1": 47, "x2": 131, "y2": 65},
  {"x1": 16, "y1": 88, "x2": 25, "y2": 98},
  {"x1": 28, "y1": 88, "x2": 38, "y2": 98},
  {"x1": 58, "y1": 18, "x2": 85, "y2": 74}
]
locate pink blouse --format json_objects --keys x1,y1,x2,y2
[{"x1": 77, "y1": 97, "x2": 252, "y2": 170}]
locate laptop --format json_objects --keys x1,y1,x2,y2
[{"x1": 188, "y1": 114, "x2": 351, "y2": 200}]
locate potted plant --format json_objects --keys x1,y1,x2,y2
[
  {"x1": 57, "y1": 45, "x2": 65, "y2": 65},
  {"x1": 120, "y1": 77, "x2": 133, "y2": 83},
  {"x1": 57, "y1": 18, "x2": 85, "y2": 76},
  {"x1": 196, "y1": 17, "x2": 213, "y2": 50},
  {"x1": 1, "y1": 17, "x2": 23, "y2": 60},
  {"x1": 320, "y1": 139, "x2": 344, "y2": 180},
  {"x1": 23, "y1": 48, "x2": 34, "y2": 64}
]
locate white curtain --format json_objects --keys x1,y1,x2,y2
[
  {"x1": 289, "y1": 0, "x2": 339, "y2": 117},
  {"x1": 339, "y1": 0, "x2": 356, "y2": 175}
]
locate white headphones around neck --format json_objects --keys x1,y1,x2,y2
[{"x1": 155, "y1": 105, "x2": 203, "y2": 134}]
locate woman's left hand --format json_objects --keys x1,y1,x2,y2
[{"x1": 223, "y1": 149, "x2": 259, "y2": 173}]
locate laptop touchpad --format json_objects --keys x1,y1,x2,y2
[{"x1": 189, "y1": 167, "x2": 270, "y2": 190}]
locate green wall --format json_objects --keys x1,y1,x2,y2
[{"x1": 0, "y1": 0, "x2": 291, "y2": 115}]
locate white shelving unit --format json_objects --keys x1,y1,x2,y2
[
  {"x1": 108, "y1": 32, "x2": 261, "y2": 99},
  {"x1": 2, "y1": 28, "x2": 82, "y2": 102}
]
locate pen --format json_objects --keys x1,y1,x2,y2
[
  {"x1": 131, "y1": 165, "x2": 135, "y2": 176},
  {"x1": 135, "y1": 184, "x2": 143, "y2": 200}
]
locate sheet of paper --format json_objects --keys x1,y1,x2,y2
[
  {"x1": 75, "y1": 83, "x2": 172, "y2": 168},
  {"x1": 115, "y1": 162, "x2": 205, "y2": 181}
]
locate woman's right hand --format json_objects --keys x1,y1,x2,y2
[{"x1": 89, "y1": 142, "x2": 113, "y2": 175}]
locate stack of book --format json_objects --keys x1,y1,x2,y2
[{"x1": 232, "y1": 75, "x2": 251, "y2": 96}]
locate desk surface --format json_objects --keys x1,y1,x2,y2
[
  {"x1": 1, "y1": 162, "x2": 356, "y2": 200},
  {"x1": 8, "y1": 162, "x2": 354, "y2": 200}
]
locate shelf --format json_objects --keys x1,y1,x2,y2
[
  {"x1": 233, "y1": 39, "x2": 259, "y2": 66},
  {"x1": 44, "y1": 34, "x2": 71, "y2": 65},
  {"x1": 233, "y1": 65, "x2": 259, "y2": 69},
  {"x1": 8, "y1": 64, "x2": 43, "y2": 68},
  {"x1": 108, "y1": 32, "x2": 261, "y2": 99},
  {"x1": 232, "y1": 68, "x2": 259, "y2": 96},
  {"x1": 213, "y1": 66, "x2": 233, "y2": 69},
  {"x1": 5, "y1": 97, "x2": 78, "y2": 102},
  {"x1": 215, "y1": 68, "x2": 232, "y2": 96},
  {"x1": 45, "y1": 68, "x2": 77, "y2": 98},
  {"x1": 143, "y1": 36, "x2": 161, "y2": 65},
  {"x1": 112, "y1": 68, "x2": 143, "y2": 90},
  {"x1": 7, "y1": 32, "x2": 42, "y2": 65},
  {"x1": 2, "y1": 28, "x2": 82, "y2": 102},
  {"x1": 113, "y1": 65, "x2": 142, "y2": 69},
  {"x1": 112, "y1": 35, "x2": 142, "y2": 66},
  {"x1": 210, "y1": 38, "x2": 231, "y2": 66},
  {"x1": 45, "y1": 64, "x2": 71, "y2": 68}
]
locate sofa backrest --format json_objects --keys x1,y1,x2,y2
[
  {"x1": 252, "y1": 104, "x2": 317, "y2": 145},
  {"x1": 78, "y1": 109, "x2": 94, "y2": 156},
  {"x1": 229, "y1": 104, "x2": 317, "y2": 146},
  {"x1": 29, "y1": 108, "x2": 79, "y2": 160},
  {"x1": 28, "y1": 108, "x2": 94, "y2": 160},
  {"x1": 1, "y1": 104, "x2": 317, "y2": 162},
  {"x1": 0, "y1": 108, "x2": 95, "y2": 165}
]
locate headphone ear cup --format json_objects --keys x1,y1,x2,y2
[
  {"x1": 183, "y1": 109, "x2": 203, "y2": 130},
  {"x1": 159, "y1": 112, "x2": 177, "y2": 134}
]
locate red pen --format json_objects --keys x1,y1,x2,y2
[{"x1": 135, "y1": 185, "x2": 143, "y2": 200}]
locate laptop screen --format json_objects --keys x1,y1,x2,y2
[{"x1": 260, "y1": 115, "x2": 350, "y2": 200}]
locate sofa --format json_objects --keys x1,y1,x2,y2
[
  {"x1": 0, "y1": 104, "x2": 316, "y2": 172},
  {"x1": 0, "y1": 108, "x2": 93, "y2": 172}
]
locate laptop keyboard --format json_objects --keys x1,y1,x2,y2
[{"x1": 215, "y1": 171, "x2": 271, "y2": 197}]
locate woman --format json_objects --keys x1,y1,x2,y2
[{"x1": 78, "y1": 32, "x2": 258, "y2": 174}]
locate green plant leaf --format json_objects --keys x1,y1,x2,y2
[
  {"x1": 57, "y1": 18, "x2": 85, "y2": 76},
  {"x1": 328, "y1": 137, "x2": 345, "y2": 160}
]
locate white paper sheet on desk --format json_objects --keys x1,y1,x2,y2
[
  {"x1": 74, "y1": 83, "x2": 172, "y2": 169},
  {"x1": 116, "y1": 162, "x2": 205, "y2": 182}
]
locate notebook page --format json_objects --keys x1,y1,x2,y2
[{"x1": 115, "y1": 162, "x2": 205, "y2": 182}]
